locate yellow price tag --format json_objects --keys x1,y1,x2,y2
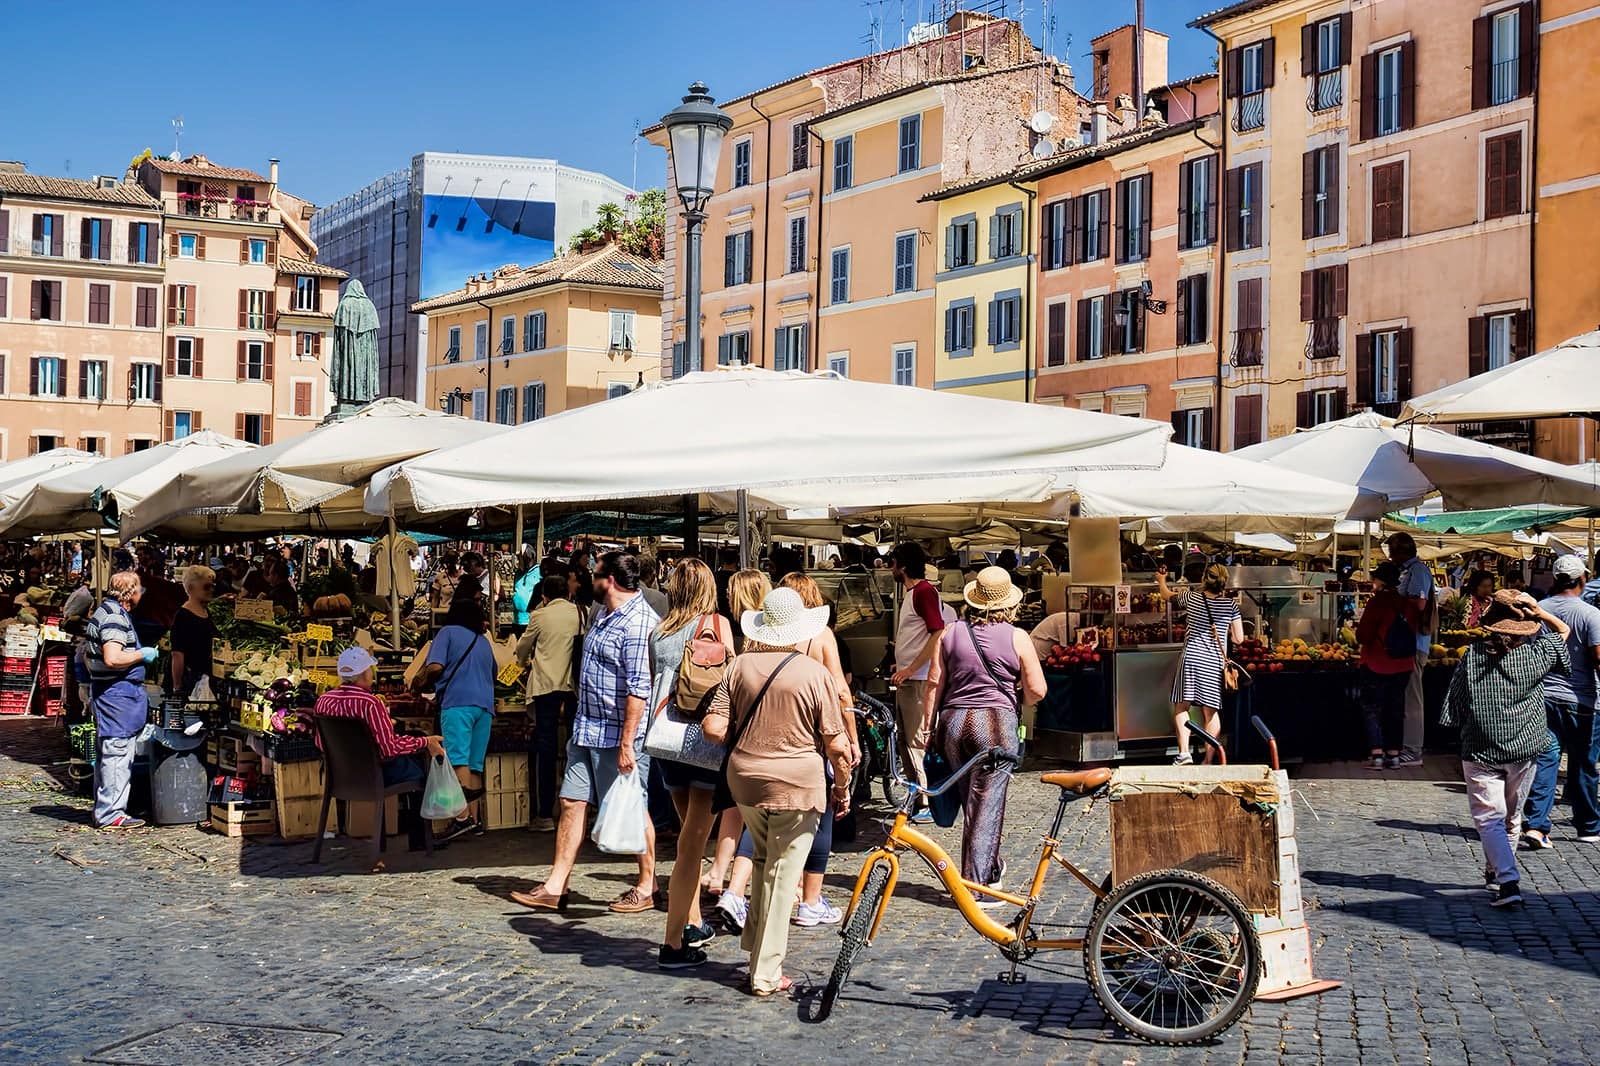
[
  {"x1": 306, "y1": 623, "x2": 335, "y2": 642},
  {"x1": 286, "y1": 630, "x2": 309, "y2": 643},
  {"x1": 496, "y1": 661, "x2": 526, "y2": 686},
  {"x1": 308, "y1": 670, "x2": 340, "y2": 689}
]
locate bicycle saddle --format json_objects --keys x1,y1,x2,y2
[{"x1": 1039, "y1": 768, "x2": 1113, "y2": 794}]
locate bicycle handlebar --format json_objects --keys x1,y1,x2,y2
[
  {"x1": 916, "y1": 746, "x2": 1021, "y2": 798},
  {"x1": 1184, "y1": 720, "x2": 1228, "y2": 765},
  {"x1": 853, "y1": 689, "x2": 1018, "y2": 804}
]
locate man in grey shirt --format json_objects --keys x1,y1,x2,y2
[{"x1": 1522, "y1": 554, "x2": 1600, "y2": 847}]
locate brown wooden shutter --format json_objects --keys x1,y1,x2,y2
[
  {"x1": 192, "y1": 410, "x2": 202, "y2": 432},
  {"x1": 1114, "y1": 180, "x2": 1128, "y2": 262},
  {"x1": 28, "y1": 357, "x2": 38, "y2": 396},
  {"x1": 1486, "y1": 135, "x2": 1507, "y2": 216},
  {"x1": 1190, "y1": 273, "x2": 1208, "y2": 343},
  {"x1": 1047, "y1": 302, "x2": 1066, "y2": 366},
  {"x1": 1512, "y1": 309, "x2": 1533, "y2": 359},
  {"x1": 166, "y1": 284, "x2": 178, "y2": 326},
  {"x1": 1397, "y1": 328, "x2": 1414, "y2": 399},
  {"x1": 51, "y1": 215, "x2": 62, "y2": 257},
  {"x1": 260, "y1": 414, "x2": 273, "y2": 446},
  {"x1": 266, "y1": 240, "x2": 277, "y2": 266},
  {"x1": 1301, "y1": 151, "x2": 1317, "y2": 239},
  {"x1": 1300, "y1": 271, "x2": 1316, "y2": 321},
  {"x1": 195, "y1": 233, "x2": 206, "y2": 259},
  {"x1": 239, "y1": 238, "x2": 249, "y2": 264},
  {"x1": 1398, "y1": 40, "x2": 1416, "y2": 130},
  {"x1": 235, "y1": 412, "x2": 245, "y2": 439},
  {"x1": 193, "y1": 338, "x2": 205, "y2": 378},
  {"x1": 238, "y1": 290, "x2": 248, "y2": 329},
  {"x1": 266, "y1": 290, "x2": 277, "y2": 327},
  {"x1": 1333, "y1": 263, "x2": 1348, "y2": 316},
  {"x1": 1296, "y1": 390, "x2": 1313, "y2": 429},
  {"x1": 29, "y1": 279, "x2": 41, "y2": 320},
  {"x1": 1131, "y1": 292, "x2": 1146, "y2": 352},
  {"x1": 169, "y1": 231, "x2": 179, "y2": 258},
  {"x1": 1171, "y1": 409, "x2": 1188, "y2": 443},
  {"x1": 127, "y1": 221, "x2": 138, "y2": 263},
  {"x1": 152, "y1": 366, "x2": 162, "y2": 403},
  {"x1": 149, "y1": 224, "x2": 160, "y2": 262},
  {"x1": 1177, "y1": 162, "x2": 1191, "y2": 249},
  {"x1": 1096, "y1": 191, "x2": 1110, "y2": 258},
  {"x1": 294, "y1": 380, "x2": 311, "y2": 417},
  {"x1": 1224, "y1": 167, "x2": 1242, "y2": 251},
  {"x1": 126, "y1": 365, "x2": 136, "y2": 401},
  {"x1": 166, "y1": 336, "x2": 177, "y2": 375},
  {"x1": 1139, "y1": 175, "x2": 1152, "y2": 259},
  {"x1": 1175, "y1": 277, "x2": 1189, "y2": 346},
  {"x1": 187, "y1": 285, "x2": 196, "y2": 321},
  {"x1": 1472, "y1": 14, "x2": 1492, "y2": 110},
  {"x1": 0, "y1": 208, "x2": 8, "y2": 254},
  {"x1": 1359, "y1": 52, "x2": 1378, "y2": 140},
  {"x1": 1064, "y1": 195, "x2": 1078, "y2": 265},
  {"x1": 313, "y1": 332, "x2": 322, "y2": 356},
  {"x1": 1326, "y1": 150, "x2": 1341, "y2": 233},
  {"x1": 1339, "y1": 13, "x2": 1352, "y2": 65},
  {"x1": 1467, "y1": 315, "x2": 1488, "y2": 376},
  {"x1": 1261, "y1": 37, "x2": 1276, "y2": 87},
  {"x1": 1225, "y1": 48, "x2": 1242, "y2": 98},
  {"x1": 1505, "y1": 132, "x2": 1523, "y2": 215},
  {"x1": 1301, "y1": 22, "x2": 1317, "y2": 77},
  {"x1": 98, "y1": 222, "x2": 109, "y2": 260},
  {"x1": 262, "y1": 341, "x2": 274, "y2": 381},
  {"x1": 1076, "y1": 299, "x2": 1090, "y2": 361},
  {"x1": 1233, "y1": 394, "x2": 1260, "y2": 449},
  {"x1": 164, "y1": 410, "x2": 175, "y2": 442},
  {"x1": 1072, "y1": 195, "x2": 1087, "y2": 260},
  {"x1": 1101, "y1": 295, "x2": 1114, "y2": 354},
  {"x1": 1355, "y1": 332, "x2": 1374, "y2": 405},
  {"x1": 1518, "y1": 3, "x2": 1537, "y2": 100},
  {"x1": 79, "y1": 218, "x2": 92, "y2": 259},
  {"x1": 237, "y1": 340, "x2": 248, "y2": 381},
  {"x1": 1205, "y1": 156, "x2": 1219, "y2": 244},
  {"x1": 0, "y1": 277, "x2": 6, "y2": 319}
]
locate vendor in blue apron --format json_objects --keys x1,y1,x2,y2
[{"x1": 87, "y1": 572, "x2": 158, "y2": 830}]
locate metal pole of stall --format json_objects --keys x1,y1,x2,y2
[
  {"x1": 737, "y1": 489, "x2": 750, "y2": 569},
  {"x1": 535, "y1": 504, "x2": 545, "y2": 561},
  {"x1": 1361, "y1": 521, "x2": 1372, "y2": 579},
  {"x1": 514, "y1": 505, "x2": 524, "y2": 557},
  {"x1": 386, "y1": 514, "x2": 403, "y2": 650}
]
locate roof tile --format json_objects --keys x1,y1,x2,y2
[
  {"x1": 411, "y1": 244, "x2": 662, "y2": 313},
  {"x1": 277, "y1": 256, "x2": 348, "y2": 279},
  {"x1": 0, "y1": 171, "x2": 159, "y2": 209},
  {"x1": 147, "y1": 157, "x2": 268, "y2": 183}
]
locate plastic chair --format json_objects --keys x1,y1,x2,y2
[{"x1": 310, "y1": 715, "x2": 435, "y2": 865}]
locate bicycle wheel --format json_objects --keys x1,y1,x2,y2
[
  {"x1": 879, "y1": 767, "x2": 905, "y2": 809},
  {"x1": 819, "y1": 860, "x2": 891, "y2": 1020},
  {"x1": 1083, "y1": 869, "x2": 1261, "y2": 1045}
]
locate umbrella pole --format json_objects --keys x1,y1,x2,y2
[
  {"x1": 1589, "y1": 518, "x2": 1595, "y2": 566},
  {"x1": 386, "y1": 514, "x2": 402, "y2": 651},
  {"x1": 514, "y1": 505, "x2": 524, "y2": 556},
  {"x1": 94, "y1": 529, "x2": 104, "y2": 597},
  {"x1": 535, "y1": 504, "x2": 545, "y2": 561},
  {"x1": 737, "y1": 489, "x2": 750, "y2": 570},
  {"x1": 1362, "y1": 521, "x2": 1372, "y2": 579}
]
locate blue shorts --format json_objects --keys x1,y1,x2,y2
[
  {"x1": 440, "y1": 705, "x2": 493, "y2": 773},
  {"x1": 559, "y1": 737, "x2": 650, "y2": 805}
]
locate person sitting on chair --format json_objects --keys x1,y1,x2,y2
[{"x1": 315, "y1": 647, "x2": 444, "y2": 785}]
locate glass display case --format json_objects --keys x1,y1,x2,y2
[{"x1": 808, "y1": 570, "x2": 896, "y2": 684}]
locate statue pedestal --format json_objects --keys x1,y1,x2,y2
[{"x1": 330, "y1": 400, "x2": 368, "y2": 421}]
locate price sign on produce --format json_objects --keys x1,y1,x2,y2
[
  {"x1": 234, "y1": 599, "x2": 276, "y2": 623},
  {"x1": 305, "y1": 623, "x2": 335, "y2": 642},
  {"x1": 496, "y1": 661, "x2": 526, "y2": 686},
  {"x1": 285, "y1": 630, "x2": 308, "y2": 643},
  {"x1": 307, "y1": 670, "x2": 340, "y2": 689},
  {"x1": 1114, "y1": 585, "x2": 1132, "y2": 614}
]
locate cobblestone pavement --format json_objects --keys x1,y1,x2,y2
[{"x1": 4, "y1": 718, "x2": 1600, "y2": 1066}]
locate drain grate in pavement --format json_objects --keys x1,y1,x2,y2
[{"x1": 86, "y1": 1022, "x2": 341, "y2": 1065}]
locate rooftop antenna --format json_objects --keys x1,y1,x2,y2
[
  {"x1": 631, "y1": 118, "x2": 641, "y2": 196},
  {"x1": 171, "y1": 116, "x2": 184, "y2": 158}
]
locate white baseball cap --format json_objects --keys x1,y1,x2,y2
[
  {"x1": 336, "y1": 646, "x2": 378, "y2": 678},
  {"x1": 1554, "y1": 554, "x2": 1588, "y2": 581}
]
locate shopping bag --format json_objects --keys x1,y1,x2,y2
[
  {"x1": 419, "y1": 754, "x2": 468, "y2": 821},
  {"x1": 590, "y1": 769, "x2": 648, "y2": 854},
  {"x1": 643, "y1": 697, "x2": 727, "y2": 770}
]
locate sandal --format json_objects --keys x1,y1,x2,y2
[
  {"x1": 609, "y1": 887, "x2": 657, "y2": 914},
  {"x1": 748, "y1": 974, "x2": 794, "y2": 998}
]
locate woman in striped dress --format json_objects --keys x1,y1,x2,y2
[{"x1": 1170, "y1": 564, "x2": 1242, "y2": 765}]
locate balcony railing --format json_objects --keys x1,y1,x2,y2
[
  {"x1": 1308, "y1": 70, "x2": 1343, "y2": 112},
  {"x1": 1305, "y1": 319, "x2": 1340, "y2": 360},
  {"x1": 1231, "y1": 327, "x2": 1264, "y2": 367},
  {"x1": 1490, "y1": 57, "x2": 1519, "y2": 105},
  {"x1": 1368, "y1": 400, "x2": 1403, "y2": 418},
  {"x1": 1233, "y1": 91, "x2": 1266, "y2": 133}
]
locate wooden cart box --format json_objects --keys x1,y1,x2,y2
[
  {"x1": 209, "y1": 801, "x2": 276, "y2": 838},
  {"x1": 483, "y1": 751, "x2": 530, "y2": 830},
  {"x1": 1108, "y1": 765, "x2": 1285, "y2": 915},
  {"x1": 273, "y1": 759, "x2": 326, "y2": 840}
]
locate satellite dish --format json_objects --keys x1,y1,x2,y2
[
  {"x1": 168, "y1": 151, "x2": 182, "y2": 161},
  {"x1": 1031, "y1": 138, "x2": 1056, "y2": 160},
  {"x1": 1030, "y1": 110, "x2": 1058, "y2": 134}
]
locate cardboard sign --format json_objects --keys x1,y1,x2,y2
[
  {"x1": 234, "y1": 599, "x2": 276, "y2": 624},
  {"x1": 305, "y1": 623, "x2": 335, "y2": 642},
  {"x1": 497, "y1": 660, "x2": 526, "y2": 687},
  {"x1": 1068, "y1": 516, "x2": 1123, "y2": 588},
  {"x1": 1114, "y1": 585, "x2": 1133, "y2": 614}
]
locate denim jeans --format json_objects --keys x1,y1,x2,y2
[
  {"x1": 1523, "y1": 700, "x2": 1600, "y2": 837},
  {"x1": 1360, "y1": 668, "x2": 1409, "y2": 754},
  {"x1": 93, "y1": 735, "x2": 137, "y2": 825}
]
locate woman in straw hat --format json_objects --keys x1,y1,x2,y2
[
  {"x1": 703, "y1": 587, "x2": 854, "y2": 997},
  {"x1": 1441, "y1": 590, "x2": 1570, "y2": 907},
  {"x1": 920, "y1": 566, "x2": 1047, "y2": 898}
]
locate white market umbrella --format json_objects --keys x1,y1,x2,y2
[
  {"x1": 1232, "y1": 411, "x2": 1600, "y2": 512},
  {"x1": 365, "y1": 367, "x2": 1172, "y2": 519},
  {"x1": 1400, "y1": 330, "x2": 1600, "y2": 424},
  {"x1": 0, "y1": 431, "x2": 254, "y2": 538},
  {"x1": 0, "y1": 448, "x2": 102, "y2": 503},
  {"x1": 121, "y1": 398, "x2": 509, "y2": 540}
]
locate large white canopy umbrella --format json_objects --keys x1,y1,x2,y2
[
  {"x1": 365, "y1": 368, "x2": 1172, "y2": 519},
  {"x1": 122, "y1": 398, "x2": 508, "y2": 540},
  {"x1": 0, "y1": 431, "x2": 254, "y2": 538},
  {"x1": 1400, "y1": 330, "x2": 1600, "y2": 424},
  {"x1": 0, "y1": 448, "x2": 102, "y2": 502},
  {"x1": 1232, "y1": 411, "x2": 1600, "y2": 511}
]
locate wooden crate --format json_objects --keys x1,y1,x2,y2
[
  {"x1": 341, "y1": 795, "x2": 401, "y2": 838},
  {"x1": 273, "y1": 760, "x2": 326, "y2": 840},
  {"x1": 209, "y1": 801, "x2": 276, "y2": 838},
  {"x1": 213, "y1": 734, "x2": 262, "y2": 774},
  {"x1": 482, "y1": 751, "x2": 529, "y2": 794},
  {"x1": 483, "y1": 789, "x2": 530, "y2": 831}
]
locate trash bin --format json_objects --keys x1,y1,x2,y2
[{"x1": 149, "y1": 731, "x2": 208, "y2": 825}]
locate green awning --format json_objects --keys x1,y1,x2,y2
[{"x1": 1389, "y1": 504, "x2": 1600, "y2": 536}]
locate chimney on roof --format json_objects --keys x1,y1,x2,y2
[
  {"x1": 269, "y1": 158, "x2": 279, "y2": 185},
  {"x1": 1090, "y1": 102, "x2": 1110, "y2": 145},
  {"x1": 0, "y1": 161, "x2": 25, "y2": 175},
  {"x1": 189, "y1": 153, "x2": 208, "y2": 167},
  {"x1": 1115, "y1": 94, "x2": 1137, "y2": 131}
]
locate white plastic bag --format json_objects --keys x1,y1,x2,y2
[
  {"x1": 590, "y1": 769, "x2": 648, "y2": 854},
  {"x1": 419, "y1": 754, "x2": 468, "y2": 821},
  {"x1": 188, "y1": 676, "x2": 215, "y2": 703}
]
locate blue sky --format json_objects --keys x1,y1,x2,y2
[{"x1": 0, "y1": 0, "x2": 1216, "y2": 206}]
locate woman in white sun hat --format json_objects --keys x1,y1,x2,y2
[
  {"x1": 702, "y1": 586, "x2": 854, "y2": 998},
  {"x1": 920, "y1": 566, "x2": 1046, "y2": 899}
]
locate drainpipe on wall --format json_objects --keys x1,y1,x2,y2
[
  {"x1": 1528, "y1": 0, "x2": 1548, "y2": 456},
  {"x1": 477, "y1": 296, "x2": 494, "y2": 420},
  {"x1": 1008, "y1": 178, "x2": 1038, "y2": 403},
  {"x1": 809, "y1": 124, "x2": 827, "y2": 371},
  {"x1": 1199, "y1": 23, "x2": 1229, "y2": 450},
  {"x1": 750, "y1": 98, "x2": 775, "y2": 367}
]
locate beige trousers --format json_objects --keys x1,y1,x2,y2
[
  {"x1": 738, "y1": 804, "x2": 819, "y2": 993},
  {"x1": 895, "y1": 680, "x2": 930, "y2": 793}
]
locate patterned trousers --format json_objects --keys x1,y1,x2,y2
[{"x1": 937, "y1": 704, "x2": 1019, "y2": 885}]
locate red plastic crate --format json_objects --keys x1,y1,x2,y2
[
  {"x1": 41, "y1": 698, "x2": 62, "y2": 716},
  {"x1": 43, "y1": 657, "x2": 65, "y2": 686},
  {"x1": 1, "y1": 657, "x2": 32, "y2": 675},
  {"x1": 0, "y1": 692, "x2": 30, "y2": 715}
]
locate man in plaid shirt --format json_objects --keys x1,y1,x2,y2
[
  {"x1": 1440, "y1": 590, "x2": 1569, "y2": 907},
  {"x1": 514, "y1": 552, "x2": 661, "y2": 914}
]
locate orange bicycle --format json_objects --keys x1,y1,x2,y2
[{"x1": 820, "y1": 741, "x2": 1262, "y2": 1045}]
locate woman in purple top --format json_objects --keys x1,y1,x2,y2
[{"x1": 920, "y1": 567, "x2": 1047, "y2": 896}]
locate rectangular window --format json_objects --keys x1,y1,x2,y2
[
  {"x1": 243, "y1": 340, "x2": 266, "y2": 381},
  {"x1": 1303, "y1": 146, "x2": 1340, "y2": 238},
  {"x1": 791, "y1": 122, "x2": 809, "y2": 171},
  {"x1": 240, "y1": 413, "x2": 266, "y2": 445},
  {"x1": 82, "y1": 218, "x2": 108, "y2": 260},
  {"x1": 833, "y1": 136, "x2": 853, "y2": 192},
  {"x1": 474, "y1": 321, "x2": 488, "y2": 360},
  {"x1": 733, "y1": 139, "x2": 751, "y2": 188},
  {"x1": 523, "y1": 311, "x2": 546, "y2": 351},
  {"x1": 1116, "y1": 175, "x2": 1151, "y2": 263},
  {"x1": 130, "y1": 222, "x2": 157, "y2": 264},
  {"x1": 774, "y1": 323, "x2": 808, "y2": 371},
  {"x1": 1080, "y1": 191, "x2": 1109, "y2": 262},
  {"x1": 944, "y1": 300, "x2": 976, "y2": 356},
  {"x1": 946, "y1": 215, "x2": 978, "y2": 269},
  {"x1": 609, "y1": 309, "x2": 636, "y2": 350},
  {"x1": 1176, "y1": 274, "x2": 1209, "y2": 347},
  {"x1": 1307, "y1": 16, "x2": 1347, "y2": 112},
  {"x1": 249, "y1": 238, "x2": 267, "y2": 264},
  {"x1": 607, "y1": 382, "x2": 632, "y2": 400},
  {"x1": 1375, "y1": 47, "x2": 1403, "y2": 136},
  {"x1": 1371, "y1": 161, "x2": 1405, "y2": 241},
  {"x1": 294, "y1": 275, "x2": 320, "y2": 312},
  {"x1": 30, "y1": 280, "x2": 64, "y2": 321},
  {"x1": 1484, "y1": 131, "x2": 1523, "y2": 220},
  {"x1": 471, "y1": 387, "x2": 487, "y2": 420},
  {"x1": 1234, "y1": 277, "x2": 1265, "y2": 367},
  {"x1": 297, "y1": 332, "x2": 315, "y2": 357},
  {"x1": 718, "y1": 330, "x2": 751, "y2": 366},
  {"x1": 33, "y1": 213, "x2": 63, "y2": 257},
  {"x1": 500, "y1": 316, "x2": 515, "y2": 355},
  {"x1": 495, "y1": 385, "x2": 516, "y2": 425},
  {"x1": 1242, "y1": 42, "x2": 1266, "y2": 94},
  {"x1": 173, "y1": 411, "x2": 193, "y2": 439},
  {"x1": 130, "y1": 364, "x2": 158, "y2": 403},
  {"x1": 179, "y1": 233, "x2": 197, "y2": 258},
  {"x1": 724, "y1": 230, "x2": 753, "y2": 286},
  {"x1": 1173, "y1": 408, "x2": 1213, "y2": 449},
  {"x1": 1113, "y1": 289, "x2": 1146, "y2": 354},
  {"x1": 898, "y1": 114, "x2": 921, "y2": 173},
  {"x1": 989, "y1": 291, "x2": 1022, "y2": 350},
  {"x1": 1227, "y1": 163, "x2": 1263, "y2": 250},
  {"x1": 1046, "y1": 301, "x2": 1068, "y2": 366},
  {"x1": 32, "y1": 356, "x2": 65, "y2": 397},
  {"x1": 522, "y1": 381, "x2": 545, "y2": 422},
  {"x1": 1317, "y1": 17, "x2": 1343, "y2": 74},
  {"x1": 173, "y1": 336, "x2": 196, "y2": 377},
  {"x1": 80, "y1": 359, "x2": 106, "y2": 401},
  {"x1": 245, "y1": 289, "x2": 267, "y2": 330},
  {"x1": 1042, "y1": 198, "x2": 1071, "y2": 269},
  {"x1": 293, "y1": 380, "x2": 313, "y2": 417},
  {"x1": 1487, "y1": 312, "x2": 1515, "y2": 370},
  {"x1": 1234, "y1": 394, "x2": 1264, "y2": 448},
  {"x1": 135, "y1": 286, "x2": 157, "y2": 328},
  {"x1": 1301, "y1": 265, "x2": 1347, "y2": 358},
  {"x1": 830, "y1": 247, "x2": 850, "y2": 304},
  {"x1": 828, "y1": 353, "x2": 849, "y2": 377},
  {"x1": 892, "y1": 346, "x2": 915, "y2": 386},
  {"x1": 1179, "y1": 157, "x2": 1215, "y2": 250},
  {"x1": 88, "y1": 283, "x2": 111, "y2": 325},
  {"x1": 447, "y1": 325, "x2": 462, "y2": 362},
  {"x1": 1312, "y1": 389, "x2": 1342, "y2": 426},
  {"x1": 1080, "y1": 296, "x2": 1107, "y2": 361},
  {"x1": 1373, "y1": 330, "x2": 1401, "y2": 404},
  {"x1": 1490, "y1": 9, "x2": 1520, "y2": 105},
  {"x1": 894, "y1": 232, "x2": 917, "y2": 293},
  {"x1": 992, "y1": 205, "x2": 1022, "y2": 260},
  {"x1": 1236, "y1": 43, "x2": 1267, "y2": 131},
  {"x1": 787, "y1": 216, "x2": 807, "y2": 274}
]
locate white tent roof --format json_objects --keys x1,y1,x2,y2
[
  {"x1": 365, "y1": 367, "x2": 1172, "y2": 519},
  {"x1": 1232, "y1": 411, "x2": 1600, "y2": 511},
  {"x1": 121, "y1": 398, "x2": 508, "y2": 539},
  {"x1": 1401, "y1": 330, "x2": 1600, "y2": 424},
  {"x1": 0, "y1": 448, "x2": 102, "y2": 502},
  {"x1": 0, "y1": 432, "x2": 254, "y2": 538}
]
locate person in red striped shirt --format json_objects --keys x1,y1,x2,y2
[{"x1": 316, "y1": 647, "x2": 445, "y2": 786}]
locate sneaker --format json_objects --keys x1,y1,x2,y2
[
  {"x1": 657, "y1": 942, "x2": 708, "y2": 969},
  {"x1": 439, "y1": 818, "x2": 479, "y2": 843},
  {"x1": 715, "y1": 891, "x2": 748, "y2": 935},
  {"x1": 1172, "y1": 752, "x2": 1195, "y2": 766},
  {"x1": 1367, "y1": 756, "x2": 1386, "y2": 771},
  {"x1": 1490, "y1": 881, "x2": 1523, "y2": 907},
  {"x1": 1383, "y1": 755, "x2": 1399, "y2": 770},
  {"x1": 1577, "y1": 834, "x2": 1600, "y2": 844},
  {"x1": 1521, "y1": 831, "x2": 1554, "y2": 850},
  {"x1": 910, "y1": 809, "x2": 935, "y2": 825},
  {"x1": 794, "y1": 899, "x2": 843, "y2": 927},
  {"x1": 98, "y1": 813, "x2": 145, "y2": 830},
  {"x1": 683, "y1": 921, "x2": 716, "y2": 947},
  {"x1": 1393, "y1": 750, "x2": 1423, "y2": 767},
  {"x1": 528, "y1": 817, "x2": 557, "y2": 832}
]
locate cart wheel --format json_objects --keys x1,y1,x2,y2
[
  {"x1": 820, "y1": 861, "x2": 891, "y2": 1020},
  {"x1": 1083, "y1": 869, "x2": 1261, "y2": 1045}
]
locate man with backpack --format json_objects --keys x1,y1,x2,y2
[
  {"x1": 1356, "y1": 562, "x2": 1421, "y2": 770},
  {"x1": 1522, "y1": 554, "x2": 1600, "y2": 848},
  {"x1": 1386, "y1": 532, "x2": 1436, "y2": 765}
]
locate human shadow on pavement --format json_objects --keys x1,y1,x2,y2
[
  {"x1": 507, "y1": 912, "x2": 746, "y2": 988},
  {"x1": 1374, "y1": 818, "x2": 1476, "y2": 839}
]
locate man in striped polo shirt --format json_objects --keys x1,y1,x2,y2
[
  {"x1": 314, "y1": 648, "x2": 444, "y2": 786},
  {"x1": 87, "y1": 572, "x2": 160, "y2": 830}
]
